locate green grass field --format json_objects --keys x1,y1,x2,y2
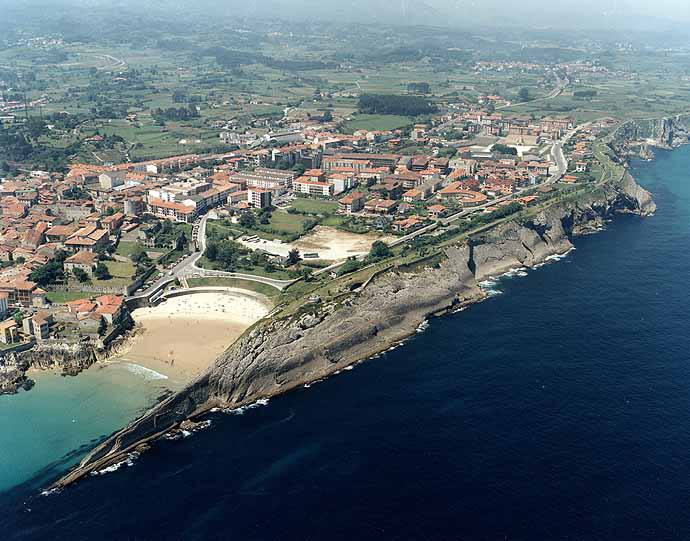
[
  {"x1": 290, "y1": 199, "x2": 339, "y2": 215},
  {"x1": 187, "y1": 277, "x2": 280, "y2": 298},
  {"x1": 88, "y1": 261, "x2": 136, "y2": 287},
  {"x1": 115, "y1": 241, "x2": 146, "y2": 258},
  {"x1": 267, "y1": 212, "x2": 313, "y2": 233},
  {"x1": 342, "y1": 114, "x2": 415, "y2": 133},
  {"x1": 46, "y1": 291, "x2": 97, "y2": 303}
]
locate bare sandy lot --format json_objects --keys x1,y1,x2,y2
[
  {"x1": 239, "y1": 226, "x2": 393, "y2": 261},
  {"x1": 115, "y1": 292, "x2": 270, "y2": 385}
]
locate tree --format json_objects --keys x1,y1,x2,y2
[
  {"x1": 493, "y1": 143, "x2": 518, "y2": 156},
  {"x1": 175, "y1": 231, "x2": 187, "y2": 252},
  {"x1": 300, "y1": 267, "x2": 313, "y2": 281},
  {"x1": 29, "y1": 261, "x2": 64, "y2": 286},
  {"x1": 93, "y1": 263, "x2": 111, "y2": 280},
  {"x1": 239, "y1": 212, "x2": 256, "y2": 228},
  {"x1": 97, "y1": 316, "x2": 107, "y2": 336},
  {"x1": 205, "y1": 242, "x2": 218, "y2": 261},
  {"x1": 322, "y1": 110, "x2": 333, "y2": 122},
  {"x1": 130, "y1": 245, "x2": 151, "y2": 266},
  {"x1": 358, "y1": 94, "x2": 438, "y2": 116},
  {"x1": 72, "y1": 267, "x2": 89, "y2": 283},
  {"x1": 518, "y1": 88, "x2": 530, "y2": 102},
  {"x1": 287, "y1": 248, "x2": 301, "y2": 266},
  {"x1": 369, "y1": 240, "x2": 392, "y2": 261}
]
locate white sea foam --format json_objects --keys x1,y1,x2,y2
[
  {"x1": 40, "y1": 487, "x2": 60, "y2": 497},
  {"x1": 90, "y1": 451, "x2": 140, "y2": 476},
  {"x1": 230, "y1": 398, "x2": 270, "y2": 415},
  {"x1": 478, "y1": 279, "x2": 502, "y2": 297},
  {"x1": 416, "y1": 320, "x2": 430, "y2": 333},
  {"x1": 545, "y1": 247, "x2": 576, "y2": 262},
  {"x1": 120, "y1": 362, "x2": 168, "y2": 381}
]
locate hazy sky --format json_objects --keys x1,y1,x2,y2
[{"x1": 4, "y1": 0, "x2": 690, "y2": 29}]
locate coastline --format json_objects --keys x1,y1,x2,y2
[
  {"x1": 114, "y1": 292, "x2": 271, "y2": 383},
  {"x1": 2, "y1": 289, "x2": 273, "y2": 395},
  {"x1": 48, "y1": 164, "x2": 657, "y2": 490}
]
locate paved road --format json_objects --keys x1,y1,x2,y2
[
  {"x1": 184, "y1": 214, "x2": 297, "y2": 290},
  {"x1": 498, "y1": 75, "x2": 568, "y2": 111},
  {"x1": 131, "y1": 213, "x2": 296, "y2": 299}
]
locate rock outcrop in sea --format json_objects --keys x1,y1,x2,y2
[{"x1": 52, "y1": 173, "x2": 655, "y2": 488}]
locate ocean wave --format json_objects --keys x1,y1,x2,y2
[
  {"x1": 120, "y1": 362, "x2": 168, "y2": 381},
  {"x1": 229, "y1": 398, "x2": 270, "y2": 415},
  {"x1": 545, "y1": 247, "x2": 576, "y2": 262},
  {"x1": 478, "y1": 279, "x2": 502, "y2": 297},
  {"x1": 416, "y1": 320, "x2": 430, "y2": 333},
  {"x1": 501, "y1": 267, "x2": 529, "y2": 278},
  {"x1": 90, "y1": 451, "x2": 140, "y2": 476},
  {"x1": 163, "y1": 419, "x2": 213, "y2": 440}
]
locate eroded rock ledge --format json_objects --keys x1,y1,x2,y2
[{"x1": 52, "y1": 174, "x2": 655, "y2": 489}]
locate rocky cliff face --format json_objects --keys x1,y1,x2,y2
[
  {"x1": 616, "y1": 115, "x2": 690, "y2": 150},
  {"x1": 53, "y1": 174, "x2": 656, "y2": 488},
  {"x1": 0, "y1": 343, "x2": 99, "y2": 396}
]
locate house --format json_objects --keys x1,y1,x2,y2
[
  {"x1": 64, "y1": 251, "x2": 98, "y2": 277},
  {"x1": 575, "y1": 161, "x2": 589, "y2": 173},
  {"x1": 45, "y1": 224, "x2": 77, "y2": 243},
  {"x1": 364, "y1": 199, "x2": 398, "y2": 214},
  {"x1": 102, "y1": 212, "x2": 125, "y2": 234},
  {"x1": 0, "y1": 280, "x2": 41, "y2": 307},
  {"x1": 0, "y1": 292, "x2": 7, "y2": 319},
  {"x1": 64, "y1": 225, "x2": 110, "y2": 252},
  {"x1": 0, "y1": 319, "x2": 18, "y2": 344},
  {"x1": 427, "y1": 205, "x2": 447, "y2": 219},
  {"x1": 338, "y1": 192, "x2": 365, "y2": 214},
  {"x1": 22, "y1": 312, "x2": 53, "y2": 340},
  {"x1": 403, "y1": 189, "x2": 422, "y2": 203},
  {"x1": 393, "y1": 215, "x2": 424, "y2": 232},
  {"x1": 94, "y1": 294, "x2": 125, "y2": 325}
]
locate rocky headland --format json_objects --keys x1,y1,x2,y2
[{"x1": 50, "y1": 171, "x2": 655, "y2": 489}]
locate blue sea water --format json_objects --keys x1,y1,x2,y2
[
  {"x1": 1, "y1": 146, "x2": 689, "y2": 540},
  {"x1": 0, "y1": 363, "x2": 171, "y2": 493}
]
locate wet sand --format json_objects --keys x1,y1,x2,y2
[{"x1": 116, "y1": 292, "x2": 271, "y2": 384}]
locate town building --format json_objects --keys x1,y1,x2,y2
[
  {"x1": 338, "y1": 192, "x2": 365, "y2": 214},
  {"x1": 0, "y1": 319, "x2": 18, "y2": 344},
  {"x1": 247, "y1": 188, "x2": 273, "y2": 209},
  {"x1": 293, "y1": 177, "x2": 334, "y2": 197},
  {"x1": 64, "y1": 251, "x2": 98, "y2": 277},
  {"x1": 99, "y1": 171, "x2": 127, "y2": 190}
]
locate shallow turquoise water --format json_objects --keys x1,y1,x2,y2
[{"x1": 0, "y1": 363, "x2": 171, "y2": 493}]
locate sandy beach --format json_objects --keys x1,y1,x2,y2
[{"x1": 115, "y1": 292, "x2": 271, "y2": 384}]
